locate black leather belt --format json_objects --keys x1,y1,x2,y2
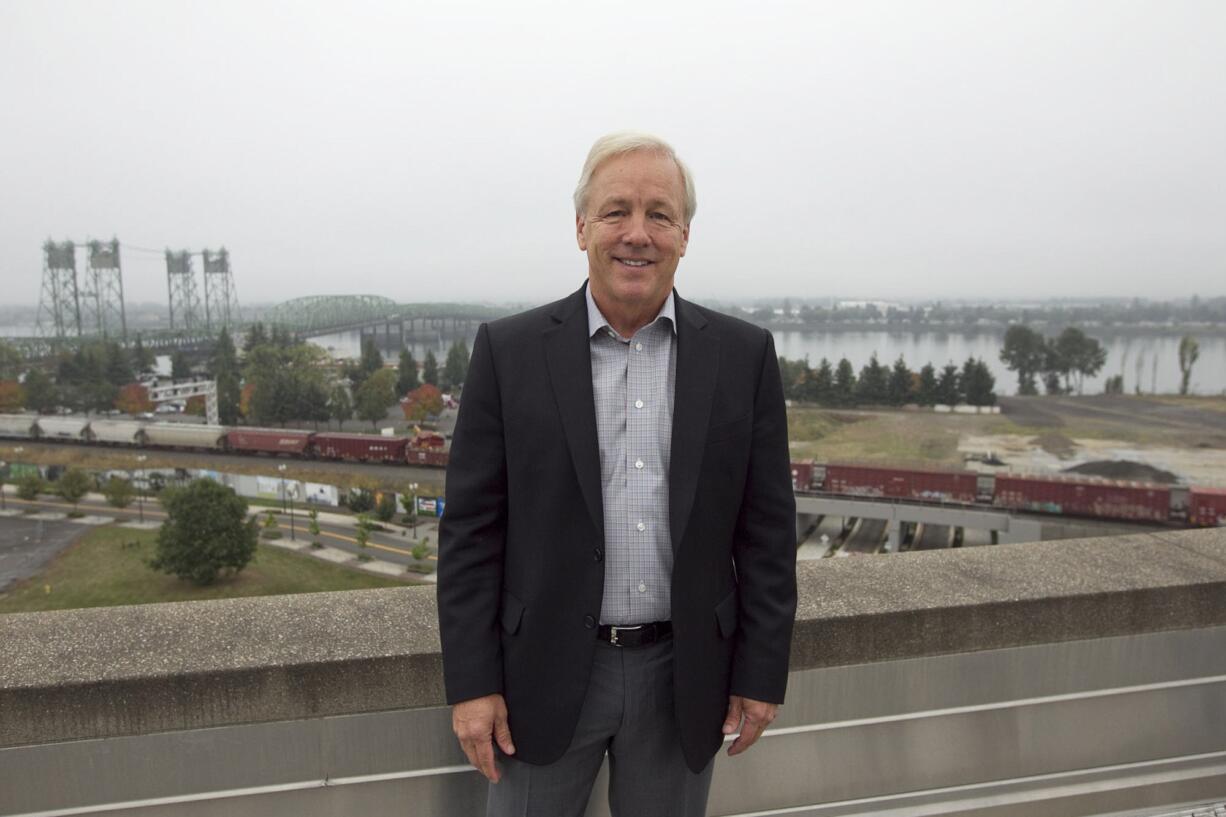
[{"x1": 596, "y1": 621, "x2": 672, "y2": 648}]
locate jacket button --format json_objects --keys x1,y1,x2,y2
[
  {"x1": 584, "y1": 614, "x2": 596, "y2": 629},
  {"x1": 593, "y1": 547, "x2": 603, "y2": 562}
]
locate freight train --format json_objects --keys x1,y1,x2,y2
[
  {"x1": 790, "y1": 461, "x2": 1226, "y2": 528},
  {"x1": 0, "y1": 414, "x2": 448, "y2": 467},
  {"x1": 2, "y1": 413, "x2": 1223, "y2": 528}
]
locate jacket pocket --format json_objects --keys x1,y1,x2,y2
[
  {"x1": 714, "y1": 589, "x2": 738, "y2": 639},
  {"x1": 501, "y1": 591, "x2": 526, "y2": 635}
]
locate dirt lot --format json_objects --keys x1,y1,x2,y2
[{"x1": 788, "y1": 395, "x2": 1226, "y2": 487}]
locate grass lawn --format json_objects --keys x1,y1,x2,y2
[
  {"x1": 0, "y1": 525, "x2": 421, "y2": 615},
  {"x1": 787, "y1": 407, "x2": 962, "y2": 467}
]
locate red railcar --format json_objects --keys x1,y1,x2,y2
[
  {"x1": 823, "y1": 464, "x2": 977, "y2": 504},
  {"x1": 1189, "y1": 487, "x2": 1226, "y2": 527},
  {"x1": 790, "y1": 461, "x2": 815, "y2": 492},
  {"x1": 993, "y1": 475, "x2": 1170, "y2": 522},
  {"x1": 227, "y1": 428, "x2": 314, "y2": 456},
  {"x1": 312, "y1": 432, "x2": 408, "y2": 463}
]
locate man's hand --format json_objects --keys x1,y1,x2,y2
[
  {"x1": 722, "y1": 695, "x2": 777, "y2": 756},
  {"x1": 452, "y1": 693, "x2": 516, "y2": 782}
]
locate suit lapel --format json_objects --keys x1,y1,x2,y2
[
  {"x1": 669, "y1": 292, "x2": 719, "y2": 553},
  {"x1": 543, "y1": 285, "x2": 604, "y2": 539}
]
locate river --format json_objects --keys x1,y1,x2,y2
[{"x1": 309, "y1": 326, "x2": 1226, "y2": 397}]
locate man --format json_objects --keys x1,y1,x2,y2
[{"x1": 438, "y1": 132, "x2": 797, "y2": 816}]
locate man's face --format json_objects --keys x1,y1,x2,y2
[{"x1": 577, "y1": 150, "x2": 689, "y2": 316}]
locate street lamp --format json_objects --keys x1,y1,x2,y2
[
  {"x1": 0, "y1": 460, "x2": 7, "y2": 510},
  {"x1": 136, "y1": 455, "x2": 147, "y2": 523},
  {"x1": 408, "y1": 482, "x2": 419, "y2": 538},
  {"x1": 277, "y1": 464, "x2": 288, "y2": 512}
]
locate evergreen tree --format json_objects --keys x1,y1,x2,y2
[
  {"x1": 211, "y1": 328, "x2": 242, "y2": 425},
  {"x1": 130, "y1": 333, "x2": 156, "y2": 373},
  {"x1": 916, "y1": 363, "x2": 939, "y2": 406},
  {"x1": 886, "y1": 356, "x2": 914, "y2": 405},
  {"x1": 961, "y1": 357, "x2": 997, "y2": 406},
  {"x1": 810, "y1": 358, "x2": 834, "y2": 404},
  {"x1": 397, "y1": 349, "x2": 420, "y2": 395},
  {"x1": 171, "y1": 351, "x2": 192, "y2": 380},
  {"x1": 243, "y1": 323, "x2": 268, "y2": 353},
  {"x1": 833, "y1": 358, "x2": 856, "y2": 405},
  {"x1": 856, "y1": 354, "x2": 889, "y2": 405},
  {"x1": 936, "y1": 363, "x2": 961, "y2": 406},
  {"x1": 442, "y1": 340, "x2": 470, "y2": 392},
  {"x1": 422, "y1": 350, "x2": 439, "y2": 386}
]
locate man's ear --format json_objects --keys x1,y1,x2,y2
[
  {"x1": 576, "y1": 214, "x2": 588, "y2": 251},
  {"x1": 679, "y1": 223, "x2": 690, "y2": 257}
]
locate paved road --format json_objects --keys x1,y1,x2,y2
[
  {"x1": 912, "y1": 523, "x2": 952, "y2": 550},
  {"x1": 841, "y1": 518, "x2": 886, "y2": 554}
]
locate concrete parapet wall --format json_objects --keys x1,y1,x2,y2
[{"x1": 2, "y1": 528, "x2": 1224, "y2": 751}]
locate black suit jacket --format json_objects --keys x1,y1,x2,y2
[{"x1": 437, "y1": 283, "x2": 797, "y2": 772}]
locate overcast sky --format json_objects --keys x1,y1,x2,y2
[{"x1": 2, "y1": 0, "x2": 1224, "y2": 308}]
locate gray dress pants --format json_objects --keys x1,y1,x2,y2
[{"x1": 486, "y1": 636, "x2": 714, "y2": 817}]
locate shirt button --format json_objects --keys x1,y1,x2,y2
[
  {"x1": 634, "y1": 459, "x2": 644, "y2": 469},
  {"x1": 584, "y1": 614, "x2": 596, "y2": 629},
  {"x1": 634, "y1": 399, "x2": 644, "y2": 409},
  {"x1": 636, "y1": 521, "x2": 645, "y2": 532},
  {"x1": 637, "y1": 583, "x2": 647, "y2": 593},
  {"x1": 593, "y1": 547, "x2": 604, "y2": 562},
  {"x1": 635, "y1": 342, "x2": 643, "y2": 351}
]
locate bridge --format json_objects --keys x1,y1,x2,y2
[
  {"x1": 261, "y1": 295, "x2": 507, "y2": 342},
  {"x1": 3, "y1": 527, "x2": 1225, "y2": 816}
]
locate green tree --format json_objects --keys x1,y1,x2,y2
[
  {"x1": 56, "y1": 467, "x2": 92, "y2": 512},
  {"x1": 856, "y1": 354, "x2": 889, "y2": 404},
  {"x1": 308, "y1": 507, "x2": 321, "y2": 545},
  {"x1": 347, "y1": 487, "x2": 375, "y2": 513},
  {"x1": 355, "y1": 513, "x2": 372, "y2": 549},
  {"x1": 355, "y1": 368, "x2": 398, "y2": 427},
  {"x1": 376, "y1": 493, "x2": 397, "y2": 522},
  {"x1": 171, "y1": 351, "x2": 192, "y2": 380},
  {"x1": 102, "y1": 341, "x2": 133, "y2": 387},
  {"x1": 833, "y1": 358, "x2": 856, "y2": 405},
  {"x1": 411, "y1": 542, "x2": 429, "y2": 561},
  {"x1": 0, "y1": 340, "x2": 24, "y2": 380},
  {"x1": 397, "y1": 349, "x2": 420, "y2": 395},
  {"x1": 422, "y1": 350, "x2": 439, "y2": 386},
  {"x1": 244, "y1": 342, "x2": 331, "y2": 426},
  {"x1": 961, "y1": 358, "x2": 997, "y2": 406},
  {"x1": 937, "y1": 363, "x2": 960, "y2": 406},
  {"x1": 103, "y1": 475, "x2": 135, "y2": 508},
  {"x1": 130, "y1": 333, "x2": 156, "y2": 373},
  {"x1": 999, "y1": 325, "x2": 1047, "y2": 395},
  {"x1": 886, "y1": 356, "x2": 913, "y2": 405},
  {"x1": 328, "y1": 383, "x2": 353, "y2": 428},
  {"x1": 442, "y1": 340, "x2": 470, "y2": 392},
  {"x1": 23, "y1": 368, "x2": 57, "y2": 413},
  {"x1": 1178, "y1": 335, "x2": 1200, "y2": 395},
  {"x1": 17, "y1": 473, "x2": 44, "y2": 500},
  {"x1": 809, "y1": 358, "x2": 834, "y2": 404},
  {"x1": 243, "y1": 322, "x2": 268, "y2": 353},
  {"x1": 351, "y1": 337, "x2": 383, "y2": 392},
  {"x1": 400, "y1": 490, "x2": 418, "y2": 525},
  {"x1": 1052, "y1": 327, "x2": 1106, "y2": 394},
  {"x1": 151, "y1": 479, "x2": 258, "y2": 585},
  {"x1": 211, "y1": 327, "x2": 242, "y2": 425},
  {"x1": 916, "y1": 363, "x2": 939, "y2": 406}
]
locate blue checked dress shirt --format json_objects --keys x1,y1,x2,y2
[{"x1": 585, "y1": 286, "x2": 677, "y2": 625}]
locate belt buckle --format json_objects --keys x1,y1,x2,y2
[{"x1": 609, "y1": 624, "x2": 642, "y2": 647}]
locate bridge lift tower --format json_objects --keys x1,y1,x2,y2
[
  {"x1": 36, "y1": 239, "x2": 82, "y2": 342},
  {"x1": 165, "y1": 250, "x2": 203, "y2": 333},
  {"x1": 80, "y1": 238, "x2": 128, "y2": 341},
  {"x1": 202, "y1": 248, "x2": 241, "y2": 332},
  {"x1": 149, "y1": 379, "x2": 219, "y2": 426}
]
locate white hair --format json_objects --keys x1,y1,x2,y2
[{"x1": 573, "y1": 131, "x2": 697, "y2": 225}]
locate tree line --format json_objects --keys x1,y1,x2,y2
[{"x1": 777, "y1": 354, "x2": 997, "y2": 407}]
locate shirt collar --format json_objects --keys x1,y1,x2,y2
[{"x1": 585, "y1": 284, "x2": 677, "y2": 340}]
